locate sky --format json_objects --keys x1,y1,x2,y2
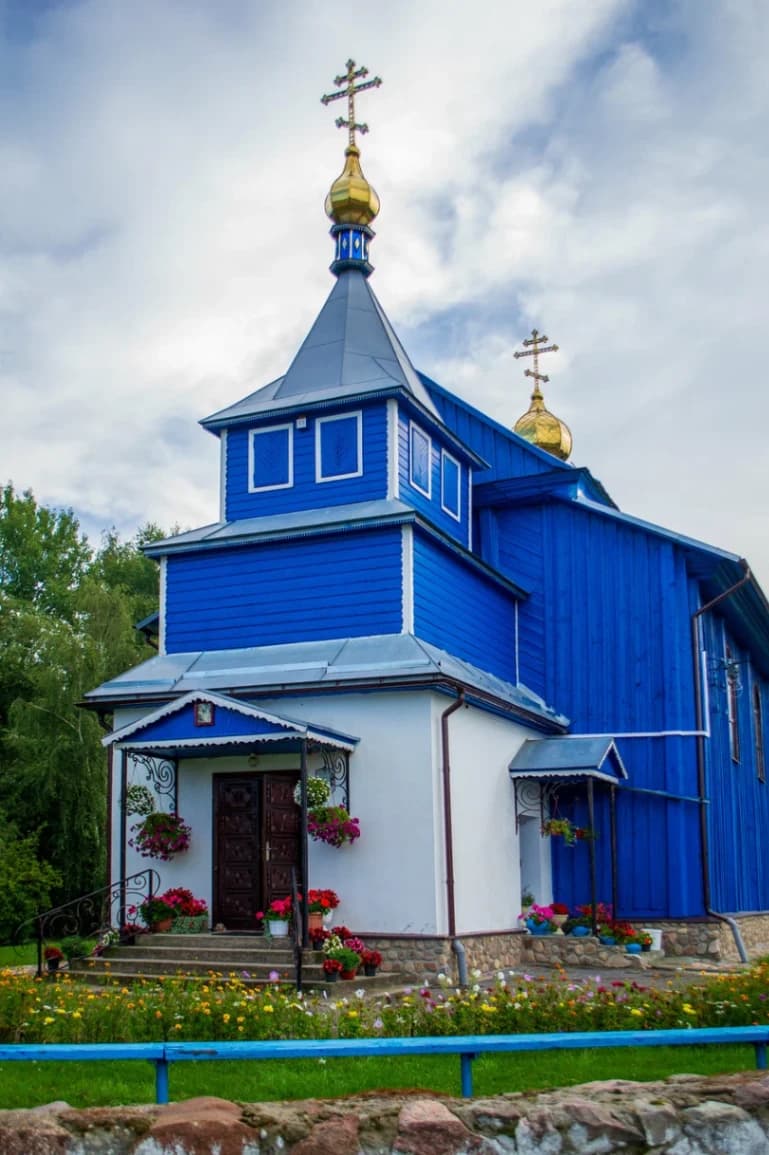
[{"x1": 1, "y1": 0, "x2": 768, "y2": 586}]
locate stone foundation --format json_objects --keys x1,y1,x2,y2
[
  {"x1": 362, "y1": 912, "x2": 769, "y2": 978},
  {"x1": 4, "y1": 1075, "x2": 769, "y2": 1153}
]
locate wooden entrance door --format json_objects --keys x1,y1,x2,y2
[{"x1": 212, "y1": 772, "x2": 300, "y2": 929}]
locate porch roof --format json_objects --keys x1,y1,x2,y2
[
  {"x1": 508, "y1": 737, "x2": 628, "y2": 784},
  {"x1": 104, "y1": 690, "x2": 359, "y2": 758}
]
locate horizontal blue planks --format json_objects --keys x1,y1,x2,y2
[
  {"x1": 412, "y1": 531, "x2": 518, "y2": 684},
  {"x1": 225, "y1": 403, "x2": 388, "y2": 521},
  {"x1": 164, "y1": 528, "x2": 403, "y2": 652}
]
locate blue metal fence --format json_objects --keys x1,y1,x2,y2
[{"x1": 1, "y1": 1027, "x2": 767, "y2": 1103}]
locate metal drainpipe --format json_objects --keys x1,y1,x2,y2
[
  {"x1": 440, "y1": 687, "x2": 467, "y2": 986},
  {"x1": 691, "y1": 560, "x2": 751, "y2": 963}
]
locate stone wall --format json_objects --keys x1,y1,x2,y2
[
  {"x1": 4, "y1": 1073, "x2": 769, "y2": 1153},
  {"x1": 360, "y1": 932, "x2": 525, "y2": 981}
]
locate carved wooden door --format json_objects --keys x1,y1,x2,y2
[
  {"x1": 213, "y1": 772, "x2": 300, "y2": 929},
  {"x1": 213, "y1": 774, "x2": 262, "y2": 930},
  {"x1": 262, "y1": 773, "x2": 301, "y2": 910}
]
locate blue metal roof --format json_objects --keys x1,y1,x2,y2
[
  {"x1": 509, "y1": 737, "x2": 627, "y2": 782},
  {"x1": 84, "y1": 633, "x2": 568, "y2": 729},
  {"x1": 202, "y1": 270, "x2": 439, "y2": 425}
]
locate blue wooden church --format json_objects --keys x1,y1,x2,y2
[{"x1": 88, "y1": 62, "x2": 769, "y2": 969}]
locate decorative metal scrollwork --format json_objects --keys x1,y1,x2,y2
[
  {"x1": 320, "y1": 749, "x2": 350, "y2": 810},
  {"x1": 13, "y1": 868, "x2": 161, "y2": 975},
  {"x1": 130, "y1": 753, "x2": 178, "y2": 811}
]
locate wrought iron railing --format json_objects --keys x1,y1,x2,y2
[
  {"x1": 14, "y1": 868, "x2": 161, "y2": 977},
  {"x1": 290, "y1": 867, "x2": 304, "y2": 994}
]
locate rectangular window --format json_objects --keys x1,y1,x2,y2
[
  {"x1": 248, "y1": 424, "x2": 293, "y2": 492},
  {"x1": 409, "y1": 422, "x2": 432, "y2": 498},
  {"x1": 753, "y1": 683, "x2": 765, "y2": 783},
  {"x1": 316, "y1": 412, "x2": 363, "y2": 482},
  {"x1": 441, "y1": 451, "x2": 461, "y2": 520},
  {"x1": 726, "y1": 643, "x2": 741, "y2": 763}
]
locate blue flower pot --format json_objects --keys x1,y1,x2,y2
[
  {"x1": 570, "y1": 925, "x2": 590, "y2": 937},
  {"x1": 625, "y1": 943, "x2": 642, "y2": 954},
  {"x1": 598, "y1": 935, "x2": 616, "y2": 946},
  {"x1": 526, "y1": 919, "x2": 552, "y2": 935}
]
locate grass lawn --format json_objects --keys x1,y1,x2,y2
[
  {"x1": 0, "y1": 1045, "x2": 757, "y2": 1109},
  {"x1": 0, "y1": 944, "x2": 37, "y2": 968}
]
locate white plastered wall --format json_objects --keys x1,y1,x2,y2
[{"x1": 432, "y1": 697, "x2": 544, "y2": 933}]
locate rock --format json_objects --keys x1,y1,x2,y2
[
  {"x1": 678, "y1": 1099, "x2": 769, "y2": 1154},
  {"x1": 291, "y1": 1114, "x2": 360, "y2": 1155},
  {"x1": 395, "y1": 1098, "x2": 485, "y2": 1155},
  {"x1": 135, "y1": 1096, "x2": 260, "y2": 1155}
]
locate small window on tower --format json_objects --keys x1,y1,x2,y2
[
  {"x1": 316, "y1": 412, "x2": 362, "y2": 482},
  {"x1": 441, "y1": 451, "x2": 461, "y2": 520},
  {"x1": 248, "y1": 424, "x2": 293, "y2": 492},
  {"x1": 409, "y1": 422, "x2": 432, "y2": 498}
]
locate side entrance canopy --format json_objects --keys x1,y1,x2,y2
[{"x1": 509, "y1": 737, "x2": 628, "y2": 930}]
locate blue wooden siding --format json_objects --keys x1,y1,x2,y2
[
  {"x1": 491, "y1": 498, "x2": 705, "y2": 917},
  {"x1": 412, "y1": 531, "x2": 518, "y2": 684},
  {"x1": 224, "y1": 403, "x2": 387, "y2": 521},
  {"x1": 130, "y1": 705, "x2": 286, "y2": 745},
  {"x1": 424, "y1": 378, "x2": 560, "y2": 483},
  {"x1": 164, "y1": 529, "x2": 403, "y2": 652},
  {"x1": 397, "y1": 412, "x2": 469, "y2": 546},
  {"x1": 699, "y1": 612, "x2": 769, "y2": 912}
]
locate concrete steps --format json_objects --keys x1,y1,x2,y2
[{"x1": 68, "y1": 932, "x2": 392, "y2": 991}]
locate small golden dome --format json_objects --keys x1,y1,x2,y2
[
  {"x1": 325, "y1": 144, "x2": 380, "y2": 226},
  {"x1": 514, "y1": 389, "x2": 572, "y2": 461}
]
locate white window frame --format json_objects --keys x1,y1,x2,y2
[
  {"x1": 315, "y1": 411, "x2": 363, "y2": 483},
  {"x1": 248, "y1": 423, "x2": 294, "y2": 493},
  {"x1": 440, "y1": 449, "x2": 461, "y2": 521},
  {"x1": 409, "y1": 421, "x2": 432, "y2": 499}
]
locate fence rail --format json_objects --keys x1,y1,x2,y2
[{"x1": 1, "y1": 1026, "x2": 767, "y2": 1103}]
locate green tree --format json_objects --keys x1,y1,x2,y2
[{"x1": 0, "y1": 484, "x2": 91, "y2": 619}]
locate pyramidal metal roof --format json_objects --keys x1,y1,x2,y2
[{"x1": 201, "y1": 269, "x2": 439, "y2": 427}]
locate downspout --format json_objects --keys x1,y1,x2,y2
[
  {"x1": 691, "y1": 560, "x2": 751, "y2": 963},
  {"x1": 440, "y1": 687, "x2": 467, "y2": 986}
]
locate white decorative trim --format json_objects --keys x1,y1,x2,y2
[
  {"x1": 248, "y1": 423, "x2": 294, "y2": 492},
  {"x1": 467, "y1": 468, "x2": 473, "y2": 551},
  {"x1": 401, "y1": 525, "x2": 414, "y2": 633},
  {"x1": 440, "y1": 450, "x2": 461, "y2": 522},
  {"x1": 387, "y1": 398, "x2": 399, "y2": 500},
  {"x1": 158, "y1": 556, "x2": 167, "y2": 656},
  {"x1": 219, "y1": 428, "x2": 228, "y2": 521},
  {"x1": 409, "y1": 421, "x2": 432, "y2": 498},
  {"x1": 315, "y1": 410, "x2": 363, "y2": 483},
  {"x1": 117, "y1": 728, "x2": 356, "y2": 752},
  {"x1": 104, "y1": 689, "x2": 358, "y2": 751}
]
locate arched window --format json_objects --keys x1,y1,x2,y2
[{"x1": 753, "y1": 683, "x2": 765, "y2": 783}]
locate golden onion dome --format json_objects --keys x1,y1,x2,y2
[
  {"x1": 325, "y1": 144, "x2": 380, "y2": 226},
  {"x1": 514, "y1": 388, "x2": 573, "y2": 461}
]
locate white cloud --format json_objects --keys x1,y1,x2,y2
[{"x1": 1, "y1": 0, "x2": 768, "y2": 591}]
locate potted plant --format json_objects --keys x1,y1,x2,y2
[
  {"x1": 541, "y1": 818, "x2": 596, "y2": 845},
  {"x1": 640, "y1": 932, "x2": 653, "y2": 952},
  {"x1": 43, "y1": 945, "x2": 64, "y2": 973},
  {"x1": 361, "y1": 948, "x2": 382, "y2": 976},
  {"x1": 550, "y1": 902, "x2": 570, "y2": 933},
  {"x1": 138, "y1": 896, "x2": 177, "y2": 932},
  {"x1": 305, "y1": 888, "x2": 340, "y2": 932},
  {"x1": 59, "y1": 935, "x2": 93, "y2": 963},
  {"x1": 160, "y1": 887, "x2": 209, "y2": 933},
  {"x1": 255, "y1": 897, "x2": 292, "y2": 937},
  {"x1": 322, "y1": 934, "x2": 362, "y2": 978},
  {"x1": 130, "y1": 812, "x2": 192, "y2": 861},
  {"x1": 525, "y1": 903, "x2": 556, "y2": 935},
  {"x1": 120, "y1": 921, "x2": 145, "y2": 946},
  {"x1": 294, "y1": 777, "x2": 332, "y2": 809},
  {"x1": 520, "y1": 890, "x2": 535, "y2": 920},
  {"x1": 308, "y1": 805, "x2": 361, "y2": 848},
  {"x1": 322, "y1": 957, "x2": 343, "y2": 982}
]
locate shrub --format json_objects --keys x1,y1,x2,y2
[{"x1": 0, "y1": 817, "x2": 61, "y2": 943}]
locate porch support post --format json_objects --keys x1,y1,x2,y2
[
  {"x1": 587, "y1": 777, "x2": 597, "y2": 934},
  {"x1": 609, "y1": 784, "x2": 618, "y2": 919},
  {"x1": 119, "y1": 748, "x2": 128, "y2": 892},
  {"x1": 300, "y1": 739, "x2": 309, "y2": 949}
]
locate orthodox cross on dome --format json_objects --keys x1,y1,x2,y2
[
  {"x1": 321, "y1": 58, "x2": 382, "y2": 148},
  {"x1": 514, "y1": 328, "x2": 559, "y2": 399}
]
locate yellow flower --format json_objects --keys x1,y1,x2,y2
[
  {"x1": 72, "y1": 1011, "x2": 82, "y2": 1019},
  {"x1": 263, "y1": 1005, "x2": 274, "y2": 1014},
  {"x1": 630, "y1": 1008, "x2": 643, "y2": 1016},
  {"x1": 682, "y1": 1003, "x2": 696, "y2": 1015},
  {"x1": 222, "y1": 1014, "x2": 230, "y2": 1023},
  {"x1": 43, "y1": 1016, "x2": 55, "y2": 1025},
  {"x1": 173, "y1": 1024, "x2": 182, "y2": 1031}
]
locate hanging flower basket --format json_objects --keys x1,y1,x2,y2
[
  {"x1": 308, "y1": 805, "x2": 361, "y2": 848},
  {"x1": 130, "y1": 812, "x2": 191, "y2": 861},
  {"x1": 541, "y1": 818, "x2": 596, "y2": 846}
]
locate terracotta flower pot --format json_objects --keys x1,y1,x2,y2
[
  {"x1": 151, "y1": 917, "x2": 173, "y2": 933},
  {"x1": 307, "y1": 911, "x2": 324, "y2": 932},
  {"x1": 340, "y1": 969, "x2": 357, "y2": 980}
]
